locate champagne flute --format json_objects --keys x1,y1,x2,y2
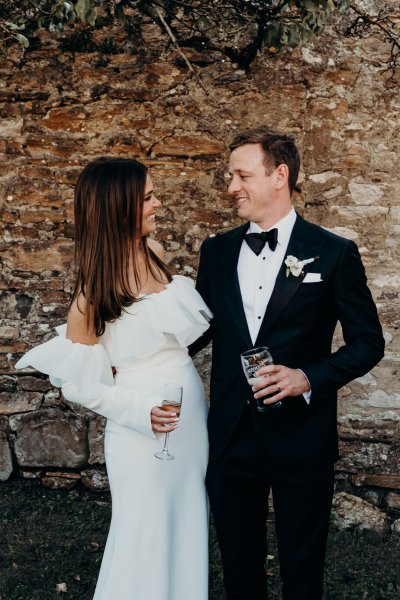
[
  {"x1": 240, "y1": 346, "x2": 282, "y2": 412},
  {"x1": 154, "y1": 383, "x2": 183, "y2": 461}
]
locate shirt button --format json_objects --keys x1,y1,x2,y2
[
  {"x1": 263, "y1": 257, "x2": 266, "y2": 261},
  {"x1": 259, "y1": 286, "x2": 262, "y2": 289},
  {"x1": 258, "y1": 316, "x2": 261, "y2": 320}
]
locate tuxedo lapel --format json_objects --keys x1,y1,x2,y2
[
  {"x1": 219, "y1": 225, "x2": 253, "y2": 348},
  {"x1": 255, "y1": 215, "x2": 323, "y2": 344}
]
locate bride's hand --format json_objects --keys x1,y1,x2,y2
[{"x1": 151, "y1": 406, "x2": 180, "y2": 433}]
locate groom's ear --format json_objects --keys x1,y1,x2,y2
[{"x1": 274, "y1": 164, "x2": 289, "y2": 190}]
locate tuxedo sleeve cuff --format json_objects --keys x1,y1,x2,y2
[{"x1": 298, "y1": 369, "x2": 312, "y2": 405}]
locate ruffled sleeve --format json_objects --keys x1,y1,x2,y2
[{"x1": 15, "y1": 325, "x2": 160, "y2": 439}]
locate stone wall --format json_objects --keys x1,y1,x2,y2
[{"x1": 1, "y1": 5, "x2": 399, "y2": 528}]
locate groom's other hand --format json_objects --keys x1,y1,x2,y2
[{"x1": 252, "y1": 364, "x2": 311, "y2": 404}]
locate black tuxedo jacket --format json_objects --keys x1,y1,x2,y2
[{"x1": 192, "y1": 214, "x2": 385, "y2": 467}]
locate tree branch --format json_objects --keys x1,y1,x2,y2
[{"x1": 154, "y1": 6, "x2": 194, "y2": 73}]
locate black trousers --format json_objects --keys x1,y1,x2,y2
[{"x1": 206, "y1": 408, "x2": 334, "y2": 600}]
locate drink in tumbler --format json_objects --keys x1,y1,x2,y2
[{"x1": 240, "y1": 346, "x2": 282, "y2": 412}]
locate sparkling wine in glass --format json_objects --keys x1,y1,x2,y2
[
  {"x1": 240, "y1": 346, "x2": 282, "y2": 412},
  {"x1": 154, "y1": 383, "x2": 183, "y2": 461}
]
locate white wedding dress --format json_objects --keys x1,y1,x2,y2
[{"x1": 16, "y1": 275, "x2": 212, "y2": 600}]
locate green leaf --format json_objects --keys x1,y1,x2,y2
[
  {"x1": 75, "y1": 0, "x2": 97, "y2": 24},
  {"x1": 16, "y1": 33, "x2": 29, "y2": 48},
  {"x1": 86, "y1": 9, "x2": 97, "y2": 27},
  {"x1": 6, "y1": 22, "x2": 26, "y2": 31}
]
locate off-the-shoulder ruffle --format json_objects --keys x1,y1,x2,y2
[
  {"x1": 16, "y1": 275, "x2": 212, "y2": 378},
  {"x1": 100, "y1": 275, "x2": 212, "y2": 364},
  {"x1": 15, "y1": 330, "x2": 114, "y2": 395}
]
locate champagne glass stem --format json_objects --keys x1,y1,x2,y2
[{"x1": 162, "y1": 432, "x2": 170, "y2": 454}]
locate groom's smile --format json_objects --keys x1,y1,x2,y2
[{"x1": 227, "y1": 143, "x2": 287, "y2": 229}]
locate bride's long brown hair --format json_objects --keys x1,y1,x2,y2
[{"x1": 70, "y1": 156, "x2": 172, "y2": 336}]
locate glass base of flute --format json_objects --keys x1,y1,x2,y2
[
  {"x1": 154, "y1": 383, "x2": 183, "y2": 461},
  {"x1": 240, "y1": 346, "x2": 282, "y2": 413}
]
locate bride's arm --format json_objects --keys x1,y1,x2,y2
[{"x1": 62, "y1": 298, "x2": 179, "y2": 436}]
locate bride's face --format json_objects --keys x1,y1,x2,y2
[{"x1": 142, "y1": 174, "x2": 162, "y2": 237}]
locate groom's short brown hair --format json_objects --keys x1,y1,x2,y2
[{"x1": 229, "y1": 126, "x2": 301, "y2": 195}]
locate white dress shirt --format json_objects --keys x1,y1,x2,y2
[
  {"x1": 238, "y1": 208, "x2": 296, "y2": 343},
  {"x1": 237, "y1": 208, "x2": 311, "y2": 402}
]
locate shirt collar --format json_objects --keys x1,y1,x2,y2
[{"x1": 247, "y1": 207, "x2": 297, "y2": 246}]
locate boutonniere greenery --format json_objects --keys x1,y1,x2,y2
[{"x1": 285, "y1": 255, "x2": 320, "y2": 277}]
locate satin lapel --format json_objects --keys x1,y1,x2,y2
[
  {"x1": 219, "y1": 224, "x2": 253, "y2": 348},
  {"x1": 255, "y1": 215, "x2": 322, "y2": 344}
]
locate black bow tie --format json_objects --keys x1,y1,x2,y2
[{"x1": 244, "y1": 228, "x2": 278, "y2": 255}]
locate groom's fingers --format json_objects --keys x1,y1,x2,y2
[
  {"x1": 253, "y1": 365, "x2": 309, "y2": 399},
  {"x1": 253, "y1": 381, "x2": 285, "y2": 401}
]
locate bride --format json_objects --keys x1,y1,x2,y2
[{"x1": 16, "y1": 157, "x2": 212, "y2": 600}]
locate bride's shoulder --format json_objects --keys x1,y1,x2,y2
[{"x1": 67, "y1": 295, "x2": 98, "y2": 345}]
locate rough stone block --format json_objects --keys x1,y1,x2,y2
[
  {"x1": 0, "y1": 391, "x2": 42, "y2": 415},
  {"x1": 386, "y1": 492, "x2": 400, "y2": 511},
  {"x1": 332, "y1": 492, "x2": 388, "y2": 535},
  {"x1": 19, "y1": 469, "x2": 42, "y2": 479},
  {"x1": 10, "y1": 408, "x2": 88, "y2": 468},
  {"x1": 338, "y1": 413, "x2": 400, "y2": 443},
  {"x1": 42, "y1": 389, "x2": 62, "y2": 408},
  {"x1": 24, "y1": 135, "x2": 81, "y2": 158},
  {"x1": 42, "y1": 471, "x2": 81, "y2": 490},
  {"x1": 18, "y1": 375, "x2": 53, "y2": 392},
  {"x1": 348, "y1": 182, "x2": 384, "y2": 205},
  {"x1": 337, "y1": 441, "x2": 400, "y2": 474},
  {"x1": 0, "y1": 117, "x2": 24, "y2": 138},
  {"x1": 0, "y1": 416, "x2": 13, "y2": 481},
  {"x1": 40, "y1": 106, "x2": 87, "y2": 132},
  {"x1": 3, "y1": 240, "x2": 74, "y2": 273},
  {"x1": 81, "y1": 469, "x2": 109, "y2": 492},
  {"x1": 152, "y1": 135, "x2": 224, "y2": 158},
  {"x1": 353, "y1": 474, "x2": 400, "y2": 490},
  {"x1": 0, "y1": 326, "x2": 20, "y2": 340},
  {"x1": 88, "y1": 415, "x2": 106, "y2": 465},
  {"x1": 0, "y1": 376, "x2": 17, "y2": 393},
  {"x1": 392, "y1": 519, "x2": 400, "y2": 535}
]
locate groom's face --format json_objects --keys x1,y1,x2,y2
[{"x1": 227, "y1": 143, "x2": 277, "y2": 225}]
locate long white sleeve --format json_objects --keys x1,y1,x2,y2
[
  {"x1": 60, "y1": 379, "x2": 159, "y2": 439},
  {"x1": 16, "y1": 335, "x2": 160, "y2": 439}
]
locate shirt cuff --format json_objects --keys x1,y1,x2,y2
[{"x1": 298, "y1": 369, "x2": 312, "y2": 405}]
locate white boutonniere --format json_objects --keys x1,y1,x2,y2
[{"x1": 285, "y1": 255, "x2": 320, "y2": 277}]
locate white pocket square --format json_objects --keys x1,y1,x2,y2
[{"x1": 303, "y1": 273, "x2": 323, "y2": 283}]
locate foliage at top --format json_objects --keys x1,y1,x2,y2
[{"x1": 0, "y1": 0, "x2": 399, "y2": 73}]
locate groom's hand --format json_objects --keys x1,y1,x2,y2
[{"x1": 252, "y1": 365, "x2": 311, "y2": 405}]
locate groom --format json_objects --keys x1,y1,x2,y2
[{"x1": 191, "y1": 126, "x2": 385, "y2": 599}]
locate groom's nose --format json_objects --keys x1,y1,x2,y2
[{"x1": 228, "y1": 175, "x2": 241, "y2": 194}]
